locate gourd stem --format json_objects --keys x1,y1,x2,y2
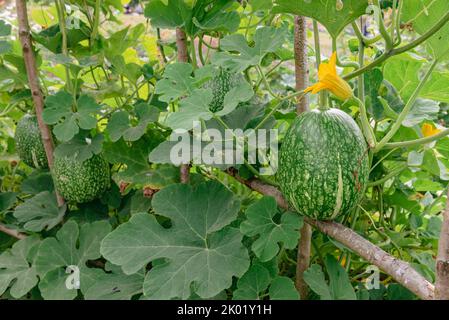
[{"x1": 383, "y1": 128, "x2": 449, "y2": 149}]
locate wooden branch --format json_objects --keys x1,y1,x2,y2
[
  {"x1": 16, "y1": 0, "x2": 64, "y2": 207},
  {"x1": 176, "y1": 27, "x2": 189, "y2": 63},
  {"x1": 296, "y1": 223, "x2": 311, "y2": 298},
  {"x1": 0, "y1": 223, "x2": 26, "y2": 240},
  {"x1": 293, "y1": 15, "x2": 311, "y2": 299},
  {"x1": 226, "y1": 169, "x2": 435, "y2": 300},
  {"x1": 436, "y1": 189, "x2": 449, "y2": 299},
  {"x1": 294, "y1": 16, "x2": 309, "y2": 114},
  {"x1": 175, "y1": 27, "x2": 190, "y2": 184}
]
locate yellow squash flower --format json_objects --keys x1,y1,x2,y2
[
  {"x1": 421, "y1": 123, "x2": 441, "y2": 137},
  {"x1": 305, "y1": 52, "x2": 353, "y2": 101}
]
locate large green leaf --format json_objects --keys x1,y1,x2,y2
[
  {"x1": 43, "y1": 92, "x2": 102, "y2": 142},
  {"x1": 82, "y1": 263, "x2": 144, "y2": 300},
  {"x1": 212, "y1": 26, "x2": 288, "y2": 72},
  {"x1": 304, "y1": 255, "x2": 356, "y2": 300},
  {"x1": 165, "y1": 89, "x2": 214, "y2": 130},
  {"x1": 144, "y1": 0, "x2": 240, "y2": 35},
  {"x1": 101, "y1": 181, "x2": 249, "y2": 299},
  {"x1": 383, "y1": 55, "x2": 425, "y2": 102},
  {"x1": 0, "y1": 192, "x2": 16, "y2": 212},
  {"x1": 240, "y1": 196, "x2": 303, "y2": 262},
  {"x1": 384, "y1": 55, "x2": 449, "y2": 104},
  {"x1": 303, "y1": 264, "x2": 332, "y2": 300},
  {"x1": 402, "y1": 0, "x2": 449, "y2": 60},
  {"x1": 34, "y1": 220, "x2": 112, "y2": 300},
  {"x1": 54, "y1": 133, "x2": 104, "y2": 162},
  {"x1": 13, "y1": 191, "x2": 66, "y2": 232},
  {"x1": 0, "y1": 20, "x2": 12, "y2": 36},
  {"x1": 269, "y1": 276, "x2": 300, "y2": 300},
  {"x1": 0, "y1": 236, "x2": 40, "y2": 299},
  {"x1": 324, "y1": 255, "x2": 357, "y2": 300},
  {"x1": 233, "y1": 264, "x2": 270, "y2": 300},
  {"x1": 273, "y1": 0, "x2": 369, "y2": 37},
  {"x1": 107, "y1": 104, "x2": 160, "y2": 142}
]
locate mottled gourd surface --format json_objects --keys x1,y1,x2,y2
[
  {"x1": 277, "y1": 108, "x2": 369, "y2": 220},
  {"x1": 205, "y1": 69, "x2": 241, "y2": 112},
  {"x1": 14, "y1": 114, "x2": 48, "y2": 169},
  {"x1": 52, "y1": 154, "x2": 111, "y2": 203}
]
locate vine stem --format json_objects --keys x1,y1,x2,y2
[
  {"x1": 373, "y1": 0, "x2": 393, "y2": 50},
  {"x1": 225, "y1": 169, "x2": 435, "y2": 300},
  {"x1": 90, "y1": 0, "x2": 101, "y2": 44},
  {"x1": 367, "y1": 163, "x2": 407, "y2": 187},
  {"x1": 256, "y1": 65, "x2": 280, "y2": 99},
  {"x1": 344, "y1": 11, "x2": 449, "y2": 80},
  {"x1": 332, "y1": 37, "x2": 359, "y2": 69},
  {"x1": 384, "y1": 128, "x2": 449, "y2": 149},
  {"x1": 357, "y1": 18, "x2": 365, "y2": 103},
  {"x1": 55, "y1": 0, "x2": 73, "y2": 95},
  {"x1": 15, "y1": 0, "x2": 64, "y2": 207},
  {"x1": 374, "y1": 59, "x2": 439, "y2": 153},
  {"x1": 156, "y1": 28, "x2": 167, "y2": 65},
  {"x1": 312, "y1": 20, "x2": 326, "y2": 110}
]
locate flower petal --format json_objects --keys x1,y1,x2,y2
[{"x1": 422, "y1": 123, "x2": 441, "y2": 137}]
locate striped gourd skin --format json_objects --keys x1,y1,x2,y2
[
  {"x1": 14, "y1": 114, "x2": 48, "y2": 169},
  {"x1": 277, "y1": 108, "x2": 369, "y2": 220},
  {"x1": 52, "y1": 154, "x2": 110, "y2": 203}
]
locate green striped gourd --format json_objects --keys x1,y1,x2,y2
[
  {"x1": 14, "y1": 114, "x2": 48, "y2": 169},
  {"x1": 52, "y1": 153, "x2": 110, "y2": 203},
  {"x1": 277, "y1": 108, "x2": 369, "y2": 220}
]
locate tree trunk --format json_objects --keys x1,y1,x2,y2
[
  {"x1": 294, "y1": 15, "x2": 309, "y2": 114},
  {"x1": 436, "y1": 189, "x2": 449, "y2": 299},
  {"x1": 175, "y1": 27, "x2": 190, "y2": 184},
  {"x1": 16, "y1": 0, "x2": 64, "y2": 207},
  {"x1": 293, "y1": 15, "x2": 311, "y2": 299}
]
